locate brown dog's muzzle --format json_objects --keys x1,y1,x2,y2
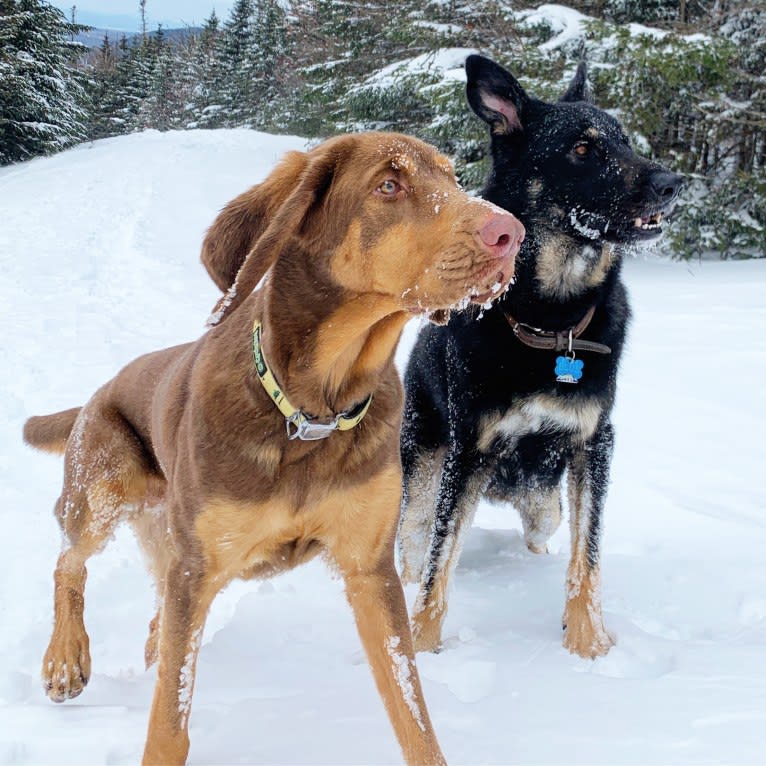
[{"x1": 468, "y1": 208, "x2": 524, "y2": 304}]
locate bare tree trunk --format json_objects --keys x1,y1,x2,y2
[{"x1": 140, "y1": 0, "x2": 147, "y2": 41}]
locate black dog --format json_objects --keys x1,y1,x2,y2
[{"x1": 398, "y1": 54, "x2": 682, "y2": 658}]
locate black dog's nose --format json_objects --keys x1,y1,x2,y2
[{"x1": 649, "y1": 170, "x2": 683, "y2": 203}]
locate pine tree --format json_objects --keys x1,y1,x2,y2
[
  {"x1": 139, "y1": 27, "x2": 202, "y2": 131},
  {"x1": 206, "y1": 0, "x2": 290, "y2": 128},
  {"x1": 187, "y1": 10, "x2": 225, "y2": 127},
  {"x1": 86, "y1": 32, "x2": 120, "y2": 139},
  {"x1": 138, "y1": 25, "x2": 173, "y2": 130},
  {"x1": 116, "y1": 35, "x2": 159, "y2": 131},
  {"x1": 215, "y1": 0, "x2": 256, "y2": 125},
  {"x1": 288, "y1": 0, "x2": 429, "y2": 134},
  {"x1": 105, "y1": 35, "x2": 136, "y2": 133},
  {"x1": 200, "y1": 9, "x2": 219, "y2": 49},
  {"x1": 0, "y1": 0, "x2": 89, "y2": 164},
  {"x1": 245, "y1": 0, "x2": 289, "y2": 127},
  {"x1": 718, "y1": 3, "x2": 766, "y2": 175}
]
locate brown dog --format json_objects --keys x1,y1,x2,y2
[{"x1": 23, "y1": 132, "x2": 523, "y2": 765}]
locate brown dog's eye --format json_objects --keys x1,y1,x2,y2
[
  {"x1": 574, "y1": 142, "x2": 590, "y2": 157},
  {"x1": 376, "y1": 179, "x2": 402, "y2": 196}
]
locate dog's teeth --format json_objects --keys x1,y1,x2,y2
[{"x1": 636, "y1": 211, "x2": 664, "y2": 231}]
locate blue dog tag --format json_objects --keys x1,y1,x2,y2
[{"x1": 555, "y1": 355, "x2": 584, "y2": 384}]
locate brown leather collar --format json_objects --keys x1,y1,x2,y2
[{"x1": 504, "y1": 305, "x2": 611, "y2": 355}]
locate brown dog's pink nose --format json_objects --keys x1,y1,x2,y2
[{"x1": 478, "y1": 213, "x2": 524, "y2": 259}]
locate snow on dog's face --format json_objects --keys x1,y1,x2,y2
[
  {"x1": 466, "y1": 55, "x2": 683, "y2": 247},
  {"x1": 318, "y1": 134, "x2": 524, "y2": 314},
  {"x1": 207, "y1": 132, "x2": 524, "y2": 325}
]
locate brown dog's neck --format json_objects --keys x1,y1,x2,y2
[{"x1": 255, "y1": 260, "x2": 408, "y2": 419}]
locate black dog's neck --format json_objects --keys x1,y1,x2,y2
[
  {"x1": 479, "y1": 162, "x2": 625, "y2": 330},
  {"x1": 497, "y1": 227, "x2": 622, "y2": 331}
]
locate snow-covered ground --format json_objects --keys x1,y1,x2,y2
[{"x1": 1, "y1": 130, "x2": 764, "y2": 765}]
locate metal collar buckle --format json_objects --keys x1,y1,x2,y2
[
  {"x1": 286, "y1": 412, "x2": 340, "y2": 441},
  {"x1": 253, "y1": 320, "x2": 372, "y2": 441}
]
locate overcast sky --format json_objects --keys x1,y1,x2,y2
[{"x1": 50, "y1": 1, "x2": 235, "y2": 31}]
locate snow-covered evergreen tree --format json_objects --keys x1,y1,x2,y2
[
  {"x1": 246, "y1": 0, "x2": 289, "y2": 126},
  {"x1": 0, "y1": 0, "x2": 88, "y2": 164},
  {"x1": 214, "y1": 0, "x2": 255, "y2": 125},
  {"x1": 211, "y1": 0, "x2": 290, "y2": 128},
  {"x1": 124, "y1": 35, "x2": 160, "y2": 130},
  {"x1": 185, "y1": 10, "x2": 225, "y2": 127},
  {"x1": 138, "y1": 26, "x2": 174, "y2": 130},
  {"x1": 86, "y1": 32, "x2": 119, "y2": 139},
  {"x1": 140, "y1": 30, "x2": 205, "y2": 131}
]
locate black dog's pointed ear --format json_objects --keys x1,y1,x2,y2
[
  {"x1": 560, "y1": 61, "x2": 591, "y2": 103},
  {"x1": 465, "y1": 54, "x2": 529, "y2": 135}
]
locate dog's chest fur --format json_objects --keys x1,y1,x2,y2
[
  {"x1": 478, "y1": 393, "x2": 602, "y2": 454},
  {"x1": 195, "y1": 461, "x2": 402, "y2": 586},
  {"x1": 535, "y1": 235, "x2": 616, "y2": 300}
]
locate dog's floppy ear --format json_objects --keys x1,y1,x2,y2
[
  {"x1": 207, "y1": 138, "x2": 354, "y2": 326},
  {"x1": 559, "y1": 61, "x2": 591, "y2": 103},
  {"x1": 465, "y1": 54, "x2": 529, "y2": 135},
  {"x1": 201, "y1": 150, "x2": 310, "y2": 292}
]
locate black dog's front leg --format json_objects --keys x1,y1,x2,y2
[
  {"x1": 563, "y1": 417, "x2": 615, "y2": 658},
  {"x1": 398, "y1": 380, "x2": 446, "y2": 585},
  {"x1": 411, "y1": 444, "x2": 485, "y2": 653}
]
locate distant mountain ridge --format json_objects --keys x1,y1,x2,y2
[{"x1": 76, "y1": 26, "x2": 200, "y2": 48}]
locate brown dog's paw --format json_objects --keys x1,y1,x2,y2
[
  {"x1": 42, "y1": 628, "x2": 91, "y2": 702},
  {"x1": 562, "y1": 616, "x2": 614, "y2": 659}
]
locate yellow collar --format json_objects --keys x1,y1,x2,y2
[{"x1": 252, "y1": 320, "x2": 373, "y2": 441}]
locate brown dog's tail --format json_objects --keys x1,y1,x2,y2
[{"x1": 23, "y1": 407, "x2": 81, "y2": 454}]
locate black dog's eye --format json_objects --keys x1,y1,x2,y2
[{"x1": 573, "y1": 142, "x2": 590, "y2": 157}]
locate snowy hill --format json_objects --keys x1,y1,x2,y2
[{"x1": 1, "y1": 129, "x2": 765, "y2": 765}]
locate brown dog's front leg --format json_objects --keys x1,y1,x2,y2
[
  {"x1": 345, "y1": 566, "x2": 446, "y2": 766},
  {"x1": 142, "y1": 560, "x2": 211, "y2": 766}
]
